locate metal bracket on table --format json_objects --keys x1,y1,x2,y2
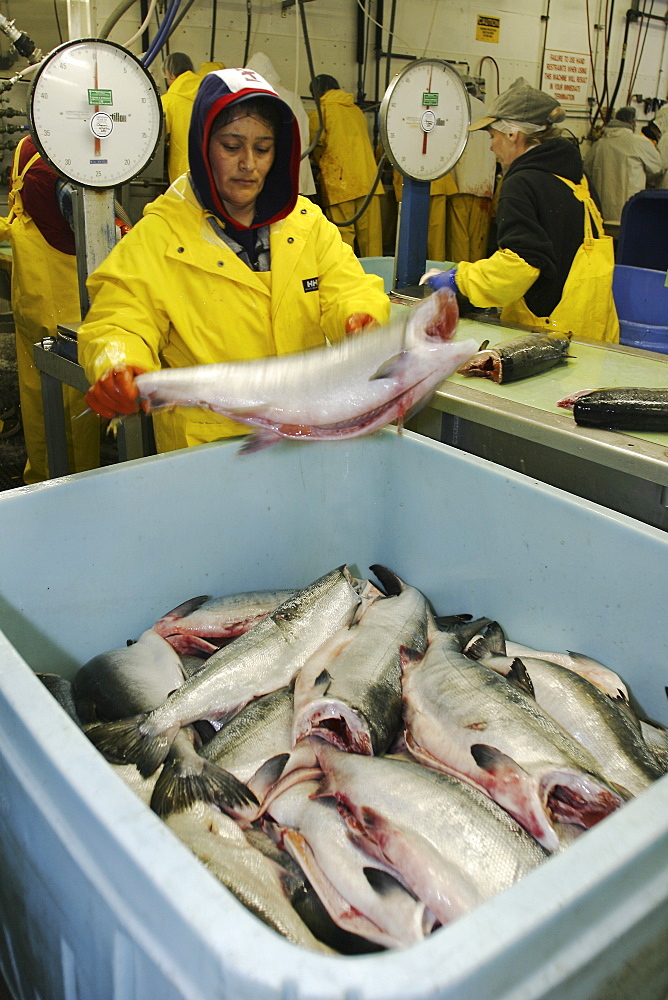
[{"x1": 33, "y1": 336, "x2": 155, "y2": 479}]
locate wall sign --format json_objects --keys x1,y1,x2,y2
[
  {"x1": 541, "y1": 49, "x2": 590, "y2": 109},
  {"x1": 476, "y1": 15, "x2": 500, "y2": 43}
]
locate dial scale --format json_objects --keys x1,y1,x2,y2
[
  {"x1": 29, "y1": 38, "x2": 162, "y2": 189},
  {"x1": 379, "y1": 58, "x2": 471, "y2": 182}
]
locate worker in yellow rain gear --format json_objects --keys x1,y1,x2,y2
[
  {"x1": 162, "y1": 52, "x2": 202, "y2": 183},
  {"x1": 78, "y1": 68, "x2": 390, "y2": 453},
  {"x1": 1, "y1": 135, "x2": 99, "y2": 484},
  {"x1": 308, "y1": 74, "x2": 384, "y2": 257}
]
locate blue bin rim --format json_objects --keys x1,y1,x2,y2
[{"x1": 619, "y1": 317, "x2": 668, "y2": 333}]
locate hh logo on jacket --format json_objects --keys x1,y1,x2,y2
[{"x1": 302, "y1": 277, "x2": 319, "y2": 293}]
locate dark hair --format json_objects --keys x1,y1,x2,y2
[
  {"x1": 614, "y1": 106, "x2": 636, "y2": 124},
  {"x1": 210, "y1": 97, "x2": 283, "y2": 139},
  {"x1": 163, "y1": 52, "x2": 194, "y2": 78},
  {"x1": 310, "y1": 74, "x2": 340, "y2": 99}
]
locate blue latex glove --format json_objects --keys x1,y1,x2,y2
[{"x1": 420, "y1": 267, "x2": 458, "y2": 293}]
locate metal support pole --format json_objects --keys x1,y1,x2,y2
[
  {"x1": 71, "y1": 186, "x2": 117, "y2": 318},
  {"x1": 394, "y1": 177, "x2": 430, "y2": 289},
  {"x1": 66, "y1": 0, "x2": 92, "y2": 40}
]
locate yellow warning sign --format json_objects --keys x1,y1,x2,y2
[{"x1": 476, "y1": 15, "x2": 500, "y2": 43}]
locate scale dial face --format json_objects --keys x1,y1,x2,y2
[
  {"x1": 380, "y1": 58, "x2": 471, "y2": 182},
  {"x1": 29, "y1": 38, "x2": 162, "y2": 188}
]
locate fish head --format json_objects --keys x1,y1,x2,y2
[{"x1": 407, "y1": 289, "x2": 459, "y2": 346}]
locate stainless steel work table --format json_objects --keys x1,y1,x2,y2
[
  {"x1": 33, "y1": 329, "x2": 155, "y2": 477},
  {"x1": 406, "y1": 314, "x2": 668, "y2": 530}
]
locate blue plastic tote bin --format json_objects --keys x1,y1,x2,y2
[
  {"x1": 0, "y1": 430, "x2": 667, "y2": 1000},
  {"x1": 613, "y1": 264, "x2": 668, "y2": 354}
]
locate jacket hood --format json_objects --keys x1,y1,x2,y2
[
  {"x1": 322, "y1": 88, "x2": 355, "y2": 107},
  {"x1": 505, "y1": 136, "x2": 583, "y2": 184},
  {"x1": 188, "y1": 67, "x2": 300, "y2": 229},
  {"x1": 604, "y1": 119, "x2": 634, "y2": 133},
  {"x1": 652, "y1": 105, "x2": 668, "y2": 134},
  {"x1": 245, "y1": 53, "x2": 280, "y2": 88}
]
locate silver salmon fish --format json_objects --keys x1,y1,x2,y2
[
  {"x1": 86, "y1": 567, "x2": 362, "y2": 782},
  {"x1": 134, "y1": 290, "x2": 478, "y2": 453}
]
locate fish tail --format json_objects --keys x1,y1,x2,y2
[
  {"x1": 150, "y1": 757, "x2": 259, "y2": 819},
  {"x1": 86, "y1": 714, "x2": 177, "y2": 777}
]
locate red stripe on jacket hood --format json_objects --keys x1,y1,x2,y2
[{"x1": 188, "y1": 68, "x2": 300, "y2": 229}]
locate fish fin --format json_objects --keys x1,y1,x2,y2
[
  {"x1": 399, "y1": 645, "x2": 425, "y2": 670},
  {"x1": 316, "y1": 668, "x2": 333, "y2": 693},
  {"x1": 150, "y1": 757, "x2": 258, "y2": 819},
  {"x1": 478, "y1": 339, "x2": 490, "y2": 350},
  {"x1": 369, "y1": 351, "x2": 410, "y2": 380},
  {"x1": 462, "y1": 635, "x2": 489, "y2": 660},
  {"x1": 470, "y1": 743, "x2": 524, "y2": 775},
  {"x1": 505, "y1": 657, "x2": 535, "y2": 698},
  {"x1": 481, "y1": 620, "x2": 507, "y2": 654},
  {"x1": 248, "y1": 753, "x2": 290, "y2": 801},
  {"x1": 153, "y1": 596, "x2": 211, "y2": 629},
  {"x1": 236, "y1": 429, "x2": 285, "y2": 455},
  {"x1": 86, "y1": 714, "x2": 177, "y2": 777},
  {"x1": 369, "y1": 564, "x2": 402, "y2": 596},
  {"x1": 166, "y1": 634, "x2": 220, "y2": 656},
  {"x1": 192, "y1": 719, "x2": 217, "y2": 743},
  {"x1": 434, "y1": 613, "x2": 473, "y2": 628}
]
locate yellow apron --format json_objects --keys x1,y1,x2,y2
[
  {"x1": 6, "y1": 138, "x2": 100, "y2": 483},
  {"x1": 501, "y1": 175, "x2": 619, "y2": 343}
]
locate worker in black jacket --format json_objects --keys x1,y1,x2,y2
[{"x1": 424, "y1": 79, "x2": 618, "y2": 342}]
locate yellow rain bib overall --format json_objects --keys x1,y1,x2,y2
[{"x1": 6, "y1": 138, "x2": 100, "y2": 483}]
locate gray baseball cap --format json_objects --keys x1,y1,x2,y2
[{"x1": 469, "y1": 80, "x2": 565, "y2": 131}]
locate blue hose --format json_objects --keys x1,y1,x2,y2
[{"x1": 142, "y1": 0, "x2": 182, "y2": 68}]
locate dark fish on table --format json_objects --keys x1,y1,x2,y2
[
  {"x1": 557, "y1": 387, "x2": 668, "y2": 430},
  {"x1": 458, "y1": 331, "x2": 572, "y2": 383},
  {"x1": 134, "y1": 290, "x2": 478, "y2": 453}
]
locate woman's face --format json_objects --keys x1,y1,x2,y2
[
  {"x1": 487, "y1": 126, "x2": 528, "y2": 170},
  {"x1": 208, "y1": 113, "x2": 276, "y2": 223}
]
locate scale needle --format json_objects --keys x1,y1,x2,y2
[
  {"x1": 93, "y1": 45, "x2": 101, "y2": 157},
  {"x1": 421, "y1": 65, "x2": 433, "y2": 155}
]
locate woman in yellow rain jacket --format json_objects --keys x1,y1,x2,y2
[
  {"x1": 79, "y1": 67, "x2": 389, "y2": 453},
  {"x1": 2, "y1": 135, "x2": 99, "y2": 484},
  {"x1": 161, "y1": 52, "x2": 202, "y2": 183},
  {"x1": 424, "y1": 81, "x2": 618, "y2": 342},
  {"x1": 308, "y1": 75, "x2": 384, "y2": 257}
]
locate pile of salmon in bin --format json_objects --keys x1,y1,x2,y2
[
  {"x1": 2, "y1": 431, "x2": 668, "y2": 1000},
  {"x1": 51, "y1": 558, "x2": 665, "y2": 955}
]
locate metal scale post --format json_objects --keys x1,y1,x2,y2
[
  {"x1": 27, "y1": 37, "x2": 163, "y2": 476},
  {"x1": 379, "y1": 59, "x2": 471, "y2": 292}
]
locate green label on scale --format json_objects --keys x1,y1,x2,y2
[
  {"x1": 88, "y1": 89, "x2": 113, "y2": 105},
  {"x1": 422, "y1": 92, "x2": 439, "y2": 106}
]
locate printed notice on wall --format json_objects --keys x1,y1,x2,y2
[
  {"x1": 476, "y1": 15, "x2": 500, "y2": 43},
  {"x1": 541, "y1": 49, "x2": 590, "y2": 109}
]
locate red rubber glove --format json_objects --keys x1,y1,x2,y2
[
  {"x1": 115, "y1": 217, "x2": 132, "y2": 239},
  {"x1": 345, "y1": 312, "x2": 378, "y2": 335},
  {"x1": 85, "y1": 365, "x2": 147, "y2": 419}
]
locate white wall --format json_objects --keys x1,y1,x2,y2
[{"x1": 0, "y1": 0, "x2": 666, "y2": 165}]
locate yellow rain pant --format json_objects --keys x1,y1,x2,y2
[
  {"x1": 6, "y1": 154, "x2": 100, "y2": 483},
  {"x1": 446, "y1": 194, "x2": 494, "y2": 264},
  {"x1": 326, "y1": 194, "x2": 384, "y2": 257}
]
